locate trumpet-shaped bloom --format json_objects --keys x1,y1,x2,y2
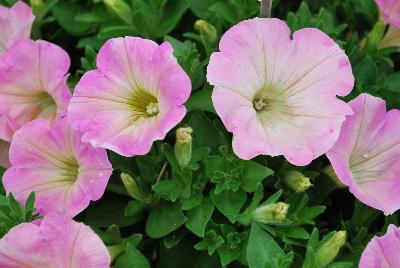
[
  {"x1": 0, "y1": 212, "x2": 111, "y2": 267},
  {"x1": 68, "y1": 37, "x2": 191, "y2": 157},
  {"x1": 207, "y1": 18, "x2": 354, "y2": 166},
  {"x1": 0, "y1": 39, "x2": 71, "y2": 131},
  {"x1": 359, "y1": 224, "x2": 400, "y2": 267},
  {"x1": 376, "y1": 0, "x2": 400, "y2": 27},
  {"x1": 0, "y1": 1, "x2": 34, "y2": 57},
  {"x1": 3, "y1": 118, "x2": 112, "y2": 217},
  {"x1": 326, "y1": 94, "x2": 400, "y2": 215}
]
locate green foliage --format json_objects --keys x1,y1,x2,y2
[
  {"x1": 0, "y1": 192, "x2": 38, "y2": 238},
  {"x1": 1, "y1": 0, "x2": 399, "y2": 266}
]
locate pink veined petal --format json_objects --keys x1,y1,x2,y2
[
  {"x1": 0, "y1": 223, "x2": 53, "y2": 267},
  {"x1": 207, "y1": 18, "x2": 354, "y2": 166},
  {"x1": 3, "y1": 118, "x2": 112, "y2": 217},
  {"x1": 0, "y1": 1, "x2": 34, "y2": 57},
  {"x1": 0, "y1": 212, "x2": 111, "y2": 268},
  {"x1": 359, "y1": 224, "x2": 400, "y2": 267},
  {"x1": 69, "y1": 37, "x2": 191, "y2": 157},
  {"x1": 376, "y1": 0, "x2": 400, "y2": 27},
  {"x1": 40, "y1": 212, "x2": 111, "y2": 268},
  {"x1": 0, "y1": 39, "x2": 71, "y2": 133},
  {"x1": 327, "y1": 93, "x2": 400, "y2": 215}
]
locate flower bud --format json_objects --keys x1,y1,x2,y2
[
  {"x1": 323, "y1": 165, "x2": 346, "y2": 188},
  {"x1": 194, "y1": 20, "x2": 217, "y2": 43},
  {"x1": 103, "y1": 0, "x2": 132, "y2": 24},
  {"x1": 174, "y1": 127, "x2": 193, "y2": 168},
  {"x1": 29, "y1": 0, "x2": 44, "y2": 16},
  {"x1": 314, "y1": 231, "x2": 346, "y2": 268},
  {"x1": 283, "y1": 171, "x2": 313, "y2": 192},
  {"x1": 120, "y1": 172, "x2": 144, "y2": 200},
  {"x1": 251, "y1": 202, "x2": 289, "y2": 224}
]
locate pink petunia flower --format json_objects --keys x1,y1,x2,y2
[
  {"x1": 207, "y1": 18, "x2": 354, "y2": 166},
  {"x1": 326, "y1": 93, "x2": 400, "y2": 215},
  {"x1": 3, "y1": 118, "x2": 113, "y2": 217},
  {"x1": 0, "y1": 1, "x2": 34, "y2": 57},
  {"x1": 0, "y1": 212, "x2": 111, "y2": 267},
  {"x1": 359, "y1": 224, "x2": 400, "y2": 267},
  {"x1": 68, "y1": 37, "x2": 191, "y2": 157},
  {"x1": 0, "y1": 39, "x2": 72, "y2": 167},
  {"x1": 376, "y1": 0, "x2": 400, "y2": 27}
]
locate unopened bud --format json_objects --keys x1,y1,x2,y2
[
  {"x1": 120, "y1": 172, "x2": 144, "y2": 200},
  {"x1": 314, "y1": 231, "x2": 346, "y2": 267},
  {"x1": 251, "y1": 202, "x2": 289, "y2": 224},
  {"x1": 194, "y1": 20, "x2": 217, "y2": 43},
  {"x1": 103, "y1": 0, "x2": 132, "y2": 24},
  {"x1": 323, "y1": 165, "x2": 346, "y2": 188},
  {"x1": 283, "y1": 171, "x2": 313, "y2": 192},
  {"x1": 174, "y1": 127, "x2": 193, "y2": 168},
  {"x1": 29, "y1": 0, "x2": 44, "y2": 16}
]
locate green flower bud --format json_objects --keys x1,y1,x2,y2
[
  {"x1": 251, "y1": 202, "x2": 289, "y2": 224},
  {"x1": 194, "y1": 20, "x2": 217, "y2": 43},
  {"x1": 323, "y1": 165, "x2": 346, "y2": 188},
  {"x1": 120, "y1": 172, "x2": 144, "y2": 200},
  {"x1": 283, "y1": 171, "x2": 313, "y2": 192},
  {"x1": 103, "y1": 0, "x2": 132, "y2": 24},
  {"x1": 174, "y1": 127, "x2": 193, "y2": 168},
  {"x1": 107, "y1": 244, "x2": 125, "y2": 262},
  {"x1": 364, "y1": 20, "x2": 386, "y2": 53},
  {"x1": 314, "y1": 231, "x2": 347, "y2": 268},
  {"x1": 29, "y1": 0, "x2": 44, "y2": 16}
]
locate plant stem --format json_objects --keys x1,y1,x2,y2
[{"x1": 259, "y1": 0, "x2": 272, "y2": 18}]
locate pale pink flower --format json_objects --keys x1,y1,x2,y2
[
  {"x1": 376, "y1": 0, "x2": 400, "y2": 27},
  {"x1": 0, "y1": 39, "x2": 71, "y2": 167},
  {"x1": 0, "y1": 212, "x2": 111, "y2": 267},
  {"x1": 0, "y1": 1, "x2": 34, "y2": 57},
  {"x1": 207, "y1": 18, "x2": 354, "y2": 166},
  {"x1": 326, "y1": 94, "x2": 400, "y2": 215},
  {"x1": 359, "y1": 224, "x2": 400, "y2": 267},
  {"x1": 68, "y1": 37, "x2": 191, "y2": 157},
  {"x1": 3, "y1": 118, "x2": 112, "y2": 217}
]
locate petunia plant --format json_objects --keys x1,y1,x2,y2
[{"x1": 0, "y1": 0, "x2": 400, "y2": 267}]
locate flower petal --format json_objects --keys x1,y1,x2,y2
[
  {"x1": 327, "y1": 93, "x2": 400, "y2": 215},
  {"x1": 376, "y1": 0, "x2": 400, "y2": 27},
  {"x1": 3, "y1": 118, "x2": 112, "y2": 217},
  {"x1": 0, "y1": 1, "x2": 34, "y2": 56},
  {"x1": 69, "y1": 37, "x2": 191, "y2": 157},
  {"x1": 360, "y1": 224, "x2": 400, "y2": 267},
  {"x1": 207, "y1": 18, "x2": 354, "y2": 165},
  {"x1": 0, "y1": 212, "x2": 110, "y2": 267},
  {"x1": 0, "y1": 39, "x2": 71, "y2": 132}
]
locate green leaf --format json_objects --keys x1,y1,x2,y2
[
  {"x1": 185, "y1": 90, "x2": 215, "y2": 113},
  {"x1": 185, "y1": 198, "x2": 214, "y2": 237},
  {"x1": 8, "y1": 193, "x2": 22, "y2": 219},
  {"x1": 125, "y1": 200, "x2": 146, "y2": 217},
  {"x1": 146, "y1": 202, "x2": 188, "y2": 238},
  {"x1": 51, "y1": 2, "x2": 93, "y2": 36},
  {"x1": 115, "y1": 243, "x2": 150, "y2": 268},
  {"x1": 247, "y1": 223, "x2": 284, "y2": 268},
  {"x1": 153, "y1": 179, "x2": 183, "y2": 202},
  {"x1": 211, "y1": 189, "x2": 246, "y2": 223},
  {"x1": 286, "y1": 227, "x2": 310, "y2": 240},
  {"x1": 386, "y1": 72, "x2": 400, "y2": 92},
  {"x1": 353, "y1": 56, "x2": 378, "y2": 88},
  {"x1": 240, "y1": 160, "x2": 273, "y2": 192},
  {"x1": 188, "y1": 0, "x2": 214, "y2": 18}
]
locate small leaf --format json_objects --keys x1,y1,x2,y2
[
  {"x1": 247, "y1": 223, "x2": 284, "y2": 268},
  {"x1": 211, "y1": 189, "x2": 246, "y2": 223},
  {"x1": 146, "y1": 202, "x2": 187, "y2": 238},
  {"x1": 185, "y1": 198, "x2": 214, "y2": 237},
  {"x1": 115, "y1": 243, "x2": 150, "y2": 268}
]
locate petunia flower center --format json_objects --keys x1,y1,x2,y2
[
  {"x1": 129, "y1": 88, "x2": 159, "y2": 118},
  {"x1": 32, "y1": 92, "x2": 58, "y2": 121},
  {"x1": 253, "y1": 99, "x2": 268, "y2": 111},
  {"x1": 146, "y1": 102, "x2": 159, "y2": 116}
]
